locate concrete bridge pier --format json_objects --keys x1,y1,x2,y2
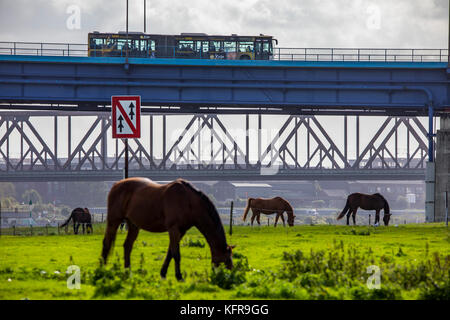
[{"x1": 434, "y1": 115, "x2": 450, "y2": 222}]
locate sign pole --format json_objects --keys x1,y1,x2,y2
[
  {"x1": 229, "y1": 201, "x2": 233, "y2": 236},
  {"x1": 445, "y1": 190, "x2": 448, "y2": 227},
  {"x1": 124, "y1": 139, "x2": 129, "y2": 179}
]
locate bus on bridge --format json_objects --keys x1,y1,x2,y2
[{"x1": 88, "y1": 31, "x2": 277, "y2": 60}]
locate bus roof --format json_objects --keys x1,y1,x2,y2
[{"x1": 89, "y1": 32, "x2": 274, "y2": 39}]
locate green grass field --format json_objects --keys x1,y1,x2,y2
[{"x1": 0, "y1": 223, "x2": 449, "y2": 300}]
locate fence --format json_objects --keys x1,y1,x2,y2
[{"x1": 0, "y1": 41, "x2": 447, "y2": 62}]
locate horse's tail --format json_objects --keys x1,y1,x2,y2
[
  {"x1": 337, "y1": 198, "x2": 350, "y2": 220},
  {"x1": 242, "y1": 198, "x2": 254, "y2": 221},
  {"x1": 102, "y1": 182, "x2": 133, "y2": 264},
  {"x1": 60, "y1": 211, "x2": 74, "y2": 228}
]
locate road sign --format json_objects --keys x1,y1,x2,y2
[{"x1": 111, "y1": 96, "x2": 141, "y2": 138}]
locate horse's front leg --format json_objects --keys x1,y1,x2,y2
[
  {"x1": 164, "y1": 228, "x2": 185, "y2": 281},
  {"x1": 274, "y1": 214, "x2": 279, "y2": 227},
  {"x1": 375, "y1": 210, "x2": 380, "y2": 225},
  {"x1": 82, "y1": 223, "x2": 85, "y2": 234},
  {"x1": 279, "y1": 213, "x2": 286, "y2": 227}
]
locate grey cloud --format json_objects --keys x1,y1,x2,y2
[{"x1": 0, "y1": 0, "x2": 447, "y2": 48}]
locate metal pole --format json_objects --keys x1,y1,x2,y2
[
  {"x1": 0, "y1": 201, "x2": 2, "y2": 237},
  {"x1": 126, "y1": 0, "x2": 129, "y2": 60},
  {"x1": 446, "y1": 191, "x2": 448, "y2": 227},
  {"x1": 229, "y1": 201, "x2": 233, "y2": 236},
  {"x1": 144, "y1": 0, "x2": 146, "y2": 33},
  {"x1": 124, "y1": 139, "x2": 129, "y2": 179},
  {"x1": 428, "y1": 105, "x2": 434, "y2": 162}
]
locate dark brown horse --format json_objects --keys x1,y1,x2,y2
[
  {"x1": 60, "y1": 207, "x2": 93, "y2": 234},
  {"x1": 101, "y1": 177, "x2": 234, "y2": 281},
  {"x1": 337, "y1": 193, "x2": 391, "y2": 226},
  {"x1": 242, "y1": 197, "x2": 296, "y2": 227}
]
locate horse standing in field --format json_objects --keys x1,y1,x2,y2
[
  {"x1": 101, "y1": 177, "x2": 234, "y2": 281},
  {"x1": 337, "y1": 193, "x2": 391, "y2": 226},
  {"x1": 242, "y1": 197, "x2": 296, "y2": 227},
  {"x1": 60, "y1": 207, "x2": 93, "y2": 234}
]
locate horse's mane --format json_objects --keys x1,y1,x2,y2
[
  {"x1": 178, "y1": 180, "x2": 227, "y2": 249},
  {"x1": 373, "y1": 193, "x2": 386, "y2": 201}
]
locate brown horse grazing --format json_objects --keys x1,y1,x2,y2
[
  {"x1": 337, "y1": 193, "x2": 391, "y2": 226},
  {"x1": 101, "y1": 177, "x2": 234, "y2": 281},
  {"x1": 60, "y1": 207, "x2": 93, "y2": 234},
  {"x1": 242, "y1": 197, "x2": 296, "y2": 227}
]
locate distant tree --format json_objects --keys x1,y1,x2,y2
[
  {"x1": 0, "y1": 182, "x2": 16, "y2": 198},
  {"x1": 22, "y1": 189, "x2": 42, "y2": 205}
]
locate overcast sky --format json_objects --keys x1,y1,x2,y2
[{"x1": 0, "y1": 0, "x2": 448, "y2": 48}]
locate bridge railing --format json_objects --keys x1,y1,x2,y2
[
  {"x1": 0, "y1": 41, "x2": 87, "y2": 57},
  {"x1": 0, "y1": 41, "x2": 447, "y2": 62},
  {"x1": 272, "y1": 48, "x2": 449, "y2": 62}
]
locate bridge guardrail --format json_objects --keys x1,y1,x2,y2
[{"x1": 0, "y1": 41, "x2": 447, "y2": 62}]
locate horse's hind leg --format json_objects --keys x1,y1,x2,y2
[
  {"x1": 123, "y1": 222, "x2": 139, "y2": 269},
  {"x1": 256, "y1": 213, "x2": 261, "y2": 226},
  {"x1": 274, "y1": 214, "x2": 279, "y2": 227},
  {"x1": 250, "y1": 213, "x2": 256, "y2": 226},
  {"x1": 352, "y1": 208, "x2": 358, "y2": 225},
  {"x1": 346, "y1": 210, "x2": 352, "y2": 226},
  {"x1": 101, "y1": 218, "x2": 122, "y2": 264}
]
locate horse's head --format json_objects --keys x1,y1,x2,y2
[
  {"x1": 383, "y1": 213, "x2": 392, "y2": 226},
  {"x1": 84, "y1": 208, "x2": 90, "y2": 214},
  {"x1": 213, "y1": 245, "x2": 235, "y2": 270},
  {"x1": 287, "y1": 213, "x2": 296, "y2": 227}
]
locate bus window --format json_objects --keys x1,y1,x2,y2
[
  {"x1": 262, "y1": 41, "x2": 270, "y2": 54},
  {"x1": 117, "y1": 39, "x2": 130, "y2": 55},
  {"x1": 224, "y1": 41, "x2": 236, "y2": 53},
  {"x1": 178, "y1": 40, "x2": 194, "y2": 51},
  {"x1": 105, "y1": 38, "x2": 116, "y2": 49},
  {"x1": 202, "y1": 41, "x2": 209, "y2": 53},
  {"x1": 239, "y1": 41, "x2": 254, "y2": 53},
  {"x1": 92, "y1": 38, "x2": 104, "y2": 48},
  {"x1": 209, "y1": 41, "x2": 222, "y2": 52}
]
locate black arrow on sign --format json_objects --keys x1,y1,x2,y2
[
  {"x1": 129, "y1": 102, "x2": 135, "y2": 120},
  {"x1": 118, "y1": 114, "x2": 124, "y2": 132}
]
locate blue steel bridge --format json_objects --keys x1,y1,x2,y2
[{"x1": 0, "y1": 42, "x2": 448, "y2": 182}]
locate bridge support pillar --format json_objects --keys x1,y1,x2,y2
[
  {"x1": 434, "y1": 115, "x2": 450, "y2": 222},
  {"x1": 426, "y1": 162, "x2": 435, "y2": 222}
]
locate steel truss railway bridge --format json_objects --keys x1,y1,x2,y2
[{"x1": 0, "y1": 44, "x2": 449, "y2": 183}]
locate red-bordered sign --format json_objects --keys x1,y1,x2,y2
[{"x1": 111, "y1": 96, "x2": 141, "y2": 138}]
